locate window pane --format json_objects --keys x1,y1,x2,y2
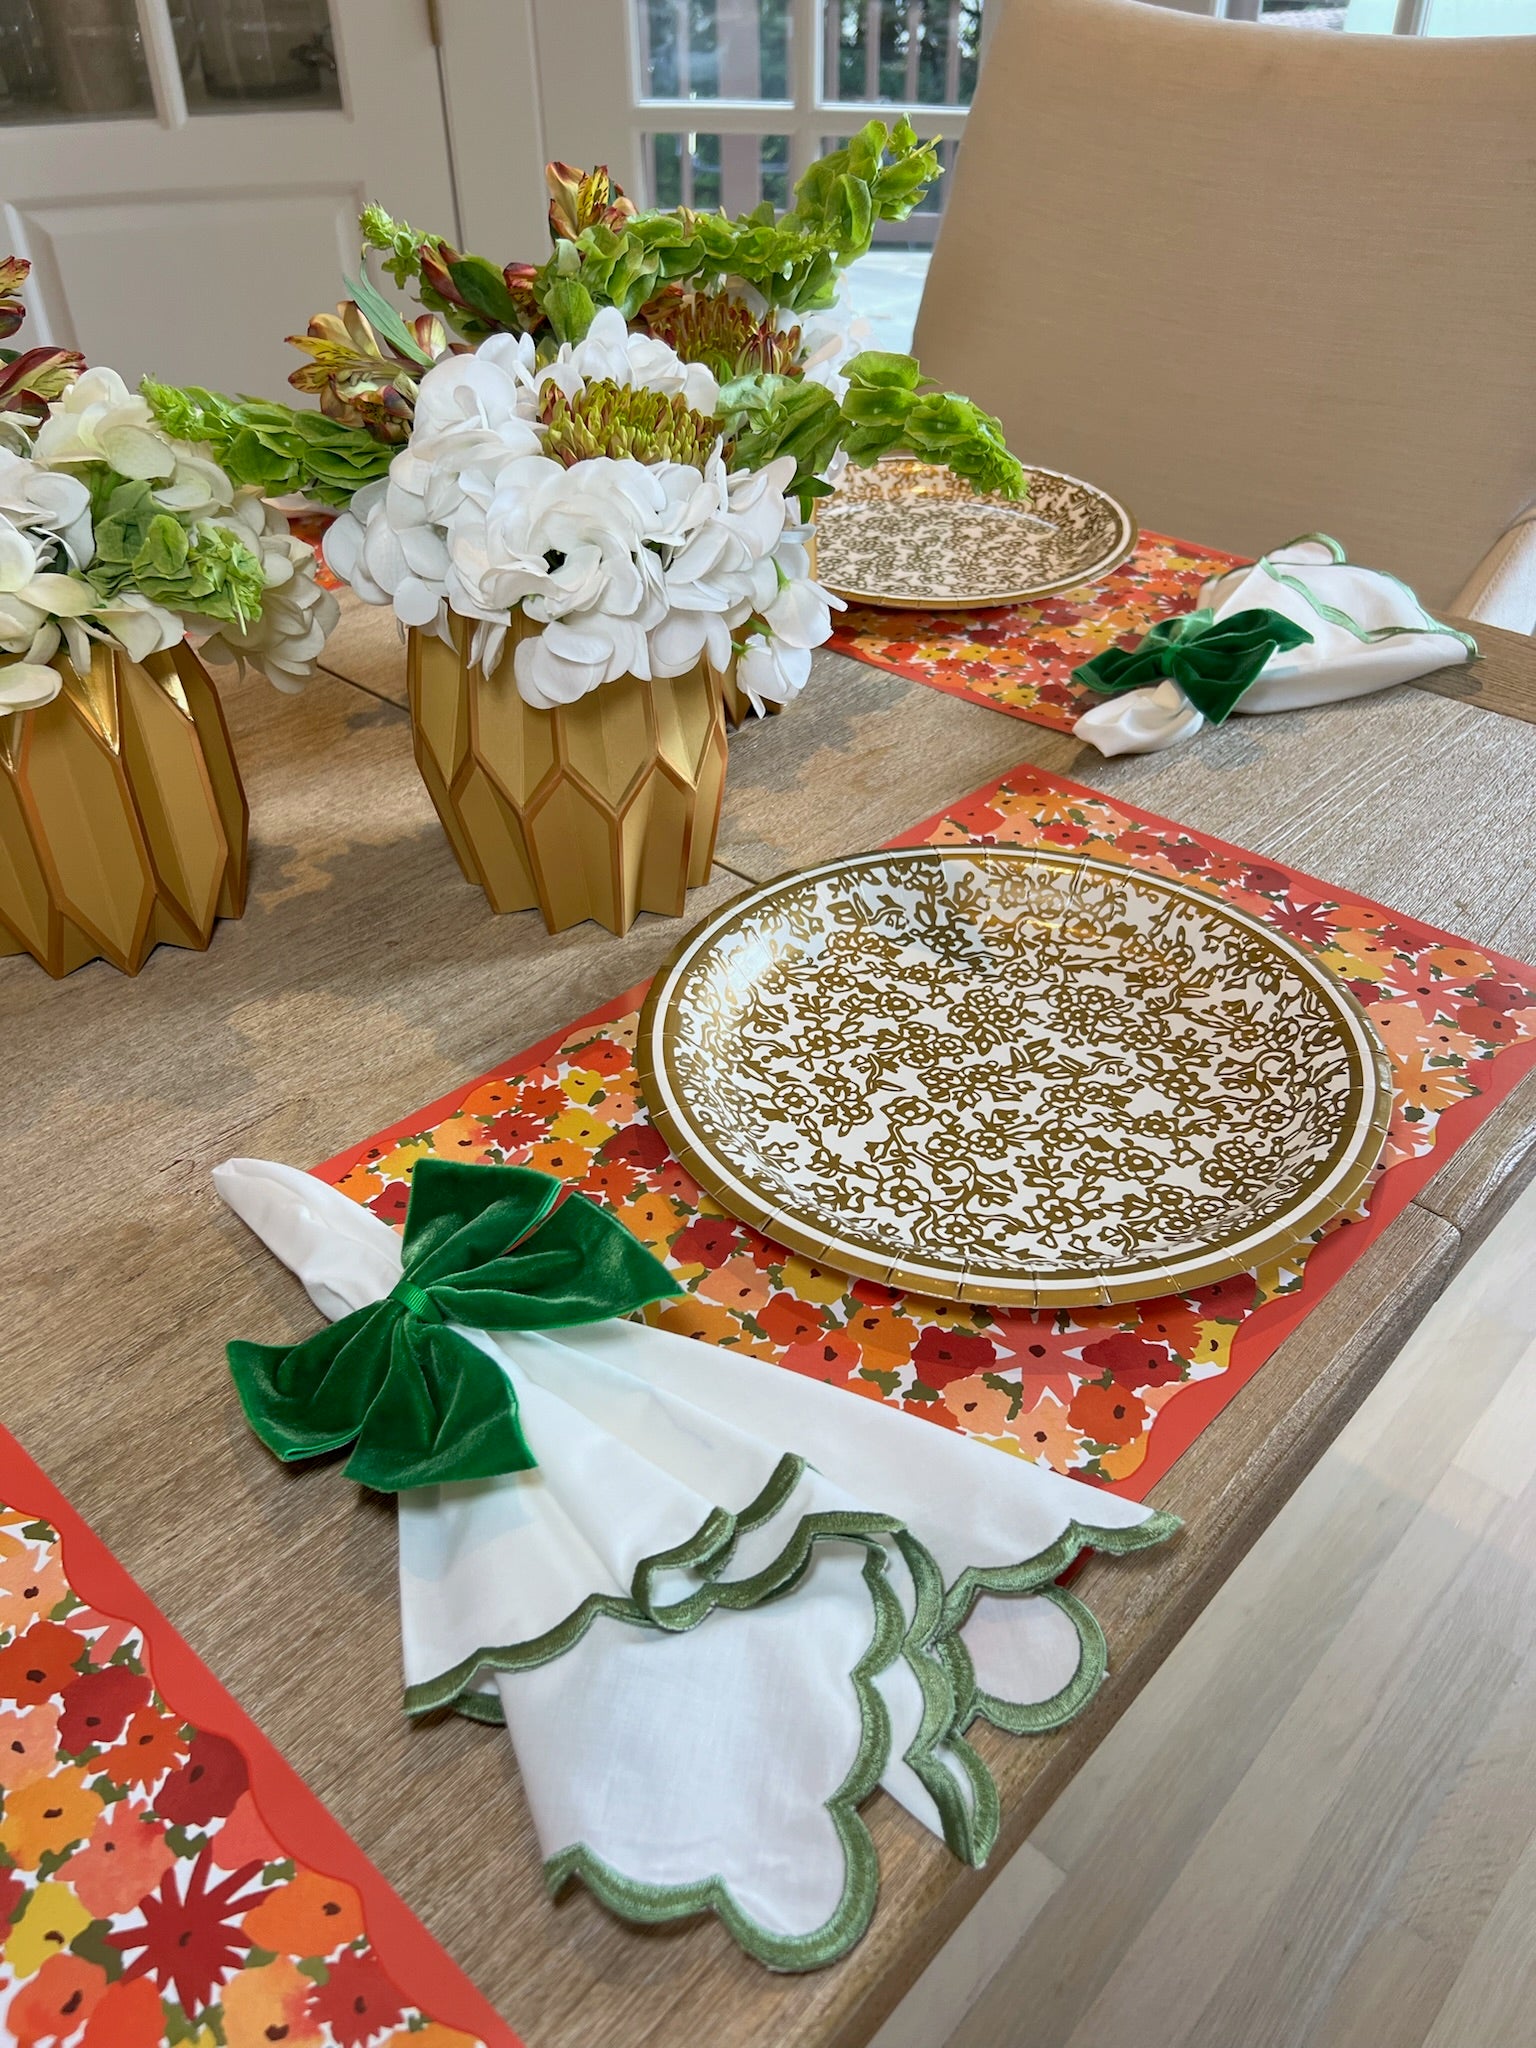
[
  {"x1": 1256, "y1": 2, "x2": 1351, "y2": 24},
  {"x1": 1420, "y1": 0, "x2": 1536, "y2": 29},
  {"x1": 642, "y1": 131, "x2": 794, "y2": 214},
  {"x1": 636, "y1": 0, "x2": 793, "y2": 102},
  {"x1": 0, "y1": 0, "x2": 154, "y2": 125},
  {"x1": 822, "y1": 131, "x2": 958, "y2": 246},
  {"x1": 181, "y1": 1, "x2": 340, "y2": 111},
  {"x1": 822, "y1": 0, "x2": 985, "y2": 109}
]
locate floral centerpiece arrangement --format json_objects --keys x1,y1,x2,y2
[
  {"x1": 0, "y1": 258, "x2": 338, "y2": 976},
  {"x1": 1, "y1": 263, "x2": 336, "y2": 711},
  {"x1": 141, "y1": 125, "x2": 1019, "y2": 933}
]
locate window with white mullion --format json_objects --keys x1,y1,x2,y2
[{"x1": 629, "y1": 0, "x2": 978, "y2": 224}]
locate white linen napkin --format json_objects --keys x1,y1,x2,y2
[
  {"x1": 215, "y1": 1156, "x2": 1178, "y2": 1970},
  {"x1": 1075, "y1": 535, "x2": 1477, "y2": 758}
]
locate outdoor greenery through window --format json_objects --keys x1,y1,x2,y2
[
  {"x1": 648, "y1": 131, "x2": 793, "y2": 212},
  {"x1": 823, "y1": 0, "x2": 983, "y2": 105}
]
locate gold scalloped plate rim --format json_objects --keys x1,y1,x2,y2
[
  {"x1": 637, "y1": 847, "x2": 1395, "y2": 1310},
  {"x1": 813, "y1": 462, "x2": 1139, "y2": 612}
]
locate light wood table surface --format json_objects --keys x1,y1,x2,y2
[{"x1": 4, "y1": 594, "x2": 1535, "y2": 2048}]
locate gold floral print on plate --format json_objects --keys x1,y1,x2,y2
[
  {"x1": 638, "y1": 848, "x2": 1394, "y2": 1308},
  {"x1": 814, "y1": 459, "x2": 1137, "y2": 610}
]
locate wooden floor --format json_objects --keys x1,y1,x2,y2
[{"x1": 875, "y1": 1173, "x2": 1536, "y2": 2048}]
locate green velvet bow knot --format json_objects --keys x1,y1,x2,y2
[
  {"x1": 1074, "y1": 606, "x2": 1315, "y2": 725},
  {"x1": 228, "y1": 1159, "x2": 679, "y2": 1493}
]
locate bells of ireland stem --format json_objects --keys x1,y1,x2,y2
[
  {"x1": 539, "y1": 241, "x2": 598, "y2": 346},
  {"x1": 572, "y1": 224, "x2": 661, "y2": 323}
]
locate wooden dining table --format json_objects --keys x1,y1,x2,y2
[{"x1": 5, "y1": 592, "x2": 1535, "y2": 2048}]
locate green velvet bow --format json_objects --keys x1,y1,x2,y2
[
  {"x1": 1074, "y1": 606, "x2": 1315, "y2": 724},
  {"x1": 228, "y1": 1159, "x2": 679, "y2": 1492}
]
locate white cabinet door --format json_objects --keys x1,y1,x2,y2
[{"x1": 0, "y1": 0, "x2": 458, "y2": 397}]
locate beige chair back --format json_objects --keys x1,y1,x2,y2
[{"x1": 914, "y1": 0, "x2": 1536, "y2": 608}]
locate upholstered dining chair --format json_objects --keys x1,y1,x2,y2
[{"x1": 913, "y1": 0, "x2": 1536, "y2": 625}]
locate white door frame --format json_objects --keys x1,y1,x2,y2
[{"x1": 2, "y1": 0, "x2": 458, "y2": 393}]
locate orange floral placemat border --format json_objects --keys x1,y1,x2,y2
[
  {"x1": 312, "y1": 761, "x2": 1536, "y2": 1506},
  {"x1": 827, "y1": 531, "x2": 1246, "y2": 734},
  {"x1": 0, "y1": 1427, "x2": 523, "y2": 2048}
]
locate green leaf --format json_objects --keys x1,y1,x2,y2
[
  {"x1": 447, "y1": 255, "x2": 526, "y2": 329},
  {"x1": 70, "y1": 1918, "x2": 125, "y2": 1981},
  {"x1": 141, "y1": 511, "x2": 188, "y2": 579},
  {"x1": 843, "y1": 381, "x2": 915, "y2": 424},
  {"x1": 162, "y1": 1823, "x2": 209, "y2": 1860},
  {"x1": 345, "y1": 269, "x2": 434, "y2": 366},
  {"x1": 541, "y1": 274, "x2": 597, "y2": 344},
  {"x1": 843, "y1": 351, "x2": 922, "y2": 391},
  {"x1": 140, "y1": 379, "x2": 395, "y2": 507}
]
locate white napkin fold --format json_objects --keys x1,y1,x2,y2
[
  {"x1": 215, "y1": 1156, "x2": 1177, "y2": 1970},
  {"x1": 1074, "y1": 535, "x2": 1477, "y2": 758}
]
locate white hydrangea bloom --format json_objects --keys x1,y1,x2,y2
[
  {"x1": 0, "y1": 380, "x2": 337, "y2": 703},
  {"x1": 200, "y1": 494, "x2": 341, "y2": 692},
  {"x1": 32, "y1": 366, "x2": 180, "y2": 482},
  {"x1": 0, "y1": 466, "x2": 106, "y2": 707}
]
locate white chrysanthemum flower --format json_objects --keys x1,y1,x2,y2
[
  {"x1": 535, "y1": 305, "x2": 719, "y2": 417},
  {"x1": 322, "y1": 321, "x2": 841, "y2": 710}
]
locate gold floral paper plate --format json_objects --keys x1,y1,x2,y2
[
  {"x1": 637, "y1": 848, "x2": 1393, "y2": 1308},
  {"x1": 812, "y1": 457, "x2": 1137, "y2": 610}
]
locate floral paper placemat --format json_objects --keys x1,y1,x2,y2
[
  {"x1": 827, "y1": 532, "x2": 1246, "y2": 735},
  {"x1": 313, "y1": 763, "x2": 1536, "y2": 1504},
  {"x1": 0, "y1": 1428, "x2": 522, "y2": 2048}
]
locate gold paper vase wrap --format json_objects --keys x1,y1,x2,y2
[
  {"x1": 408, "y1": 614, "x2": 730, "y2": 937},
  {"x1": 0, "y1": 641, "x2": 248, "y2": 978}
]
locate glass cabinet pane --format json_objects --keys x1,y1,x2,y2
[
  {"x1": 0, "y1": 0, "x2": 154, "y2": 125},
  {"x1": 823, "y1": 1, "x2": 983, "y2": 108},
  {"x1": 180, "y1": 0, "x2": 339, "y2": 110},
  {"x1": 636, "y1": 0, "x2": 793, "y2": 101}
]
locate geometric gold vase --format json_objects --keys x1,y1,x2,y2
[
  {"x1": 408, "y1": 614, "x2": 729, "y2": 937},
  {"x1": 0, "y1": 640, "x2": 248, "y2": 977}
]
